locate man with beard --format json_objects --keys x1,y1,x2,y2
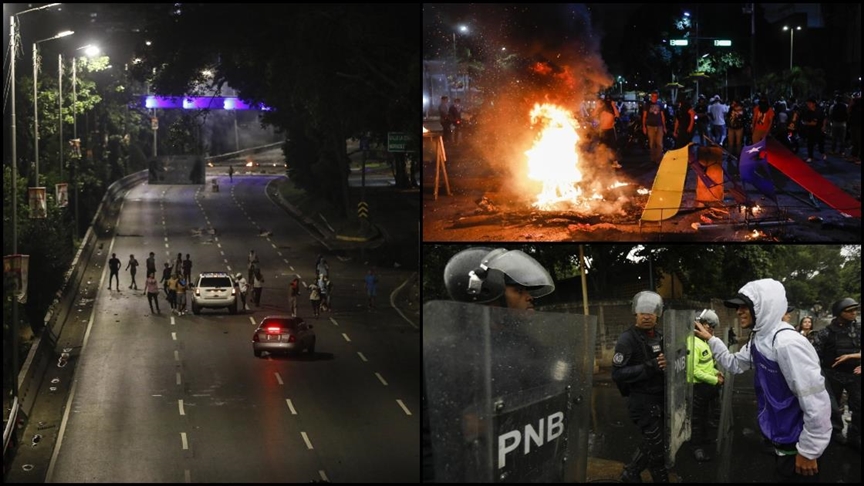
[
  {"x1": 613, "y1": 290, "x2": 669, "y2": 483},
  {"x1": 694, "y1": 279, "x2": 831, "y2": 482}
]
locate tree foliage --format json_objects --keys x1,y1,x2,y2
[{"x1": 128, "y1": 4, "x2": 419, "y2": 216}]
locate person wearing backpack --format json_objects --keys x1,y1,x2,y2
[{"x1": 828, "y1": 95, "x2": 849, "y2": 155}]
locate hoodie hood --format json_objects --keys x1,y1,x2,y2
[{"x1": 738, "y1": 278, "x2": 787, "y2": 334}]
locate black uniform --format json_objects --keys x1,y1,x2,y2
[
  {"x1": 812, "y1": 317, "x2": 861, "y2": 448},
  {"x1": 612, "y1": 326, "x2": 668, "y2": 483}
]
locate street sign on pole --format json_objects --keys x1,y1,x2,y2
[
  {"x1": 387, "y1": 132, "x2": 409, "y2": 152},
  {"x1": 357, "y1": 201, "x2": 369, "y2": 219},
  {"x1": 670, "y1": 39, "x2": 689, "y2": 46},
  {"x1": 714, "y1": 40, "x2": 732, "y2": 46}
]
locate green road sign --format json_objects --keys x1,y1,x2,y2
[
  {"x1": 388, "y1": 132, "x2": 409, "y2": 152},
  {"x1": 714, "y1": 40, "x2": 732, "y2": 46},
  {"x1": 670, "y1": 39, "x2": 689, "y2": 46}
]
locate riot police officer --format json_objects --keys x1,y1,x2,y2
[
  {"x1": 812, "y1": 298, "x2": 861, "y2": 450},
  {"x1": 612, "y1": 290, "x2": 668, "y2": 483},
  {"x1": 423, "y1": 247, "x2": 556, "y2": 482},
  {"x1": 687, "y1": 309, "x2": 724, "y2": 463}
]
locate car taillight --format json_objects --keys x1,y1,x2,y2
[
  {"x1": 252, "y1": 333, "x2": 260, "y2": 342},
  {"x1": 265, "y1": 326, "x2": 282, "y2": 334}
]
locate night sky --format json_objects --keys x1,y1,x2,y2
[{"x1": 424, "y1": 3, "x2": 861, "y2": 97}]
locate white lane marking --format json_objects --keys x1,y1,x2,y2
[
  {"x1": 284, "y1": 259, "x2": 289, "y2": 264},
  {"x1": 172, "y1": 332, "x2": 177, "y2": 341},
  {"x1": 176, "y1": 372, "x2": 182, "y2": 385},
  {"x1": 302, "y1": 281, "x2": 308, "y2": 288},
  {"x1": 290, "y1": 266, "x2": 295, "y2": 271},
  {"x1": 165, "y1": 243, "x2": 169, "y2": 248},
  {"x1": 318, "y1": 471, "x2": 329, "y2": 483},
  {"x1": 277, "y1": 251, "x2": 282, "y2": 256},
  {"x1": 329, "y1": 317, "x2": 338, "y2": 326},
  {"x1": 301, "y1": 432, "x2": 313, "y2": 450},
  {"x1": 164, "y1": 237, "x2": 168, "y2": 242},
  {"x1": 357, "y1": 352, "x2": 368, "y2": 362},
  {"x1": 249, "y1": 316, "x2": 256, "y2": 325},
  {"x1": 271, "y1": 243, "x2": 277, "y2": 249},
  {"x1": 375, "y1": 373, "x2": 388, "y2": 386},
  {"x1": 397, "y1": 400, "x2": 412, "y2": 416},
  {"x1": 175, "y1": 350, "x2": 180, "y2": 361},
  {"x1": 226, "y1": 265, "x2": 232, "y2": 272},
  {"x1": 171, "y1": 316, "x2": 176, "y2": 326},
  {"x1": 214, "y1": 237, "x2": 219, "y2": 242},
  {"x1": 184, "y1": 470, "x2": 191, "y2": 483},
  {"x1": 286, "y1": 399, "x2": 297, "y2": 415},
  {"x1": 275, "y1": 372, "x2": 284, "y2": 385},
  {"x1": 223, "y1": 258, "x2": 228, "y2": 263},
  {"x1": 178, "y1": 399, "x2": 186, "y2": 416},
  {"x1": 217, "y1": 243, "x2": 222, "y2": 248},
  {"x1": 220, "y1": 250, "x2": 224, "y2": 256},
  {"x1": 181, "y1": 432, "x2": 189, "y2": 450},
  {"x1": 342, "y1": 333, "x2": 351, "y2": 343}
]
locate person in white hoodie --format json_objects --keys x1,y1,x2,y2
[{"x1": 694, "y1": 278, "x2": 831, "y2": 482}]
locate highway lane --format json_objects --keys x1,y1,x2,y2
[{"x1": 47, "y1": 175, "x2": 419, "y2": 483}]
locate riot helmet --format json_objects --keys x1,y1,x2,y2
[
  {"x1": 696, "y1": 308, "x2": 719, "y2": 328},
  {"x1": 443, "y1": 247, "x2": 555, "y2": 304},
  {"x1": 632, "y1": 290, "x2": 663, "y2": 317},
  {"x1": 832, "y1": 297, "x2": 859, "y2": 317}
]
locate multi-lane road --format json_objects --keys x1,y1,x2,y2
[{"x1": 44, "y1": 175, "x2": 419, "y2": 483}]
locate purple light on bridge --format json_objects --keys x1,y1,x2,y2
[{"x1": 142, "y1": 95, "x2": 269, "y2": 110}]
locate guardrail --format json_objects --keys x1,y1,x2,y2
[{"x1": 5, "y1": 170, "x2": 148, "y2": 461}]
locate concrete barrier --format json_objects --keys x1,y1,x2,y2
[{"x1": 13, "y1": 170, "x2": 148, "y2": 422}]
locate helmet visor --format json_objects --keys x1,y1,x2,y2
[
  {"x1": 486, "y1": 249, "x2": 555, "y2": 298},
  {"x1": 632, "y1": 291, "x2": 663, "y2": 316}
]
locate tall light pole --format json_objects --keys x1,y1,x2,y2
[
  {"x1": 8, "y1": 2, "x2": 62, "y2": 404},
  {"x1": 452, "y1": 24, "x2": 467, "y2": 59},
  {"x1": 71, "y1": 45, "x2": 99, "y2": 240},
  {"x1": 783, "y1": 25, "x2": 801, "y2": 72},
  {"x1": 33, "y1": 30, "x2": 74, "y2": 187}
]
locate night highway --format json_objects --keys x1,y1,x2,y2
[{"x1": 42, "y1": 174, "x2": 419, "y2": 483}]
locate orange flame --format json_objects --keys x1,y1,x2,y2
[{"x1": 526, "y1": 103, "x2": 583, "y2": 209}]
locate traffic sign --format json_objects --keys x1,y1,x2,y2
[
  {"x1": 387, "y1": 132, "x2": 409, "y2": 152},
  {"x1": 357, "y1": 201, "x2": 369, "y2": 219},
  {"x1": 670, "y1": 39, "x2": 689, "y2": 46},
  {"x1": 151, "y1": 117, "x2": 159, "y2": 130},
  {"x1": 714, "y1": 40, "x2": 732, "y2": 46}
]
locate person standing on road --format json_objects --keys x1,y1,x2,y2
[
  {"x1": 228, "y1": 164, "x2": 234, "y2": 182},
  {"x1": 126, "y1": 254, "x2": 139, "y2": 290},
  {"x1": 595, "y1": 94, "x2": 622, "y2": 169},
  {"x1": 707, "y1": 95, "x2": 729, "y2": 146},
  {"x1": 182, "y1": 254, "x2": 193, "y2": 283},
  {"x1": 289, "y1": 277, "x2": 301, "y2": 317},
  {"x1": 252, "y1": 269, "x2": 264, "y2": 306},
  {"x1": 365, "y1": 268, "x2": 379, "y2": 310},
  {"x1": 438, "y1": 96, "x2": 452, "y2": 143},
  {"x1": 315, "y1": 254, "x2": 329, "y2": 279},
  {"x1": 108, "y1": 253, "x2": 121, "y2": 290},
  {"x1": 612, "y1": 290, "x2": 669, "y2": 483},
  {"x1": 317, "y1": 274, "x2": 329, "y2": 312},
  {"x1": 642, "y1": 91, "x2": 667, "y2": 165},
  {"x1": 309, "y1": 280, "x2": 322, "y2": 317},
  {"x1": 146, "y1": 252, "x2": 157, "y2": 278},
  {"x1": 811, "y1": 298, "x2": 860, "y2": 451},
  {"x1": 751, "y1": 97, "x2": 775, "y2": 144},
  {"x1": 673, "y1": 98, "x2": 696, "y2": 149},
  {"x1": 235, "y1": 273, "x2": 249, "y2": 312},
  {"x1": 167, "y1": 273, "x2": 178, "y2": 312},
  {"x1": 160, "y1": 262, "x2": 172, "y2": 298},
  {"x1": 144, "y1": 272, "x2": 161, "y2": 314},
  {"x1": 694, "y1": 278, "x2": 831, "y2": 482},
  {"x1": 175, "y1": 276, "x2": 188, "y2": 315},
  {"x1": 687, "y1": 309, "x2": 724, "y2": 463},
  {"x1": 322, "y1": 274, "x2": 333, "y2": 313}
]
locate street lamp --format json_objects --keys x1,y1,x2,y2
[
  {"x1": 59, "y1": 44, "x2": 97, "y2": 186},
  {"x1": 33, "y1": 30, "x2": 74, "y2": 187},
  {"x1": 452, "y1": 24, "x2": 468, "y2": 58},
  {"x1": 783, "y1": 25, "x2": 802, "y2": 71},
  {"x1": 71, "y1": 45, "x2": 100, "y2": 240},
  {"x1": 7, "y1": 1, "x2": 61, "y2": 405}
]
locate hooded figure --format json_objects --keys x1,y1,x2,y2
[{"x1": 695, "y1": 278, "x2": 831, "y2": 481}]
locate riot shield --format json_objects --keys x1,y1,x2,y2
[
  {"x1": 714, "y1": 343, "x2": 737, "y2": 483},
  {"x1": 663, "y1": 309, "x2": 693, "y2": 469},
  {"x1": 423, "y1": 301, "x2": 596, "y2": 483}
]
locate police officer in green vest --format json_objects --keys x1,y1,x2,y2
[{"x1": 687, "y1": 309, "x2": 725, "y2": 462}]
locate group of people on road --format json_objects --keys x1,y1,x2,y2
[
  {"x1": 107, "y1": 251, "x2": 194, "y2": 315},
  {"x1": 110, "y1": 247, "x2": 385, "y2": 320},
  {"x1": 437, "y1": 95, "x2": 464, "y2": 146},
  {"x1": 423, "y1": 246, "x2": 860, "y2": 483}
]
